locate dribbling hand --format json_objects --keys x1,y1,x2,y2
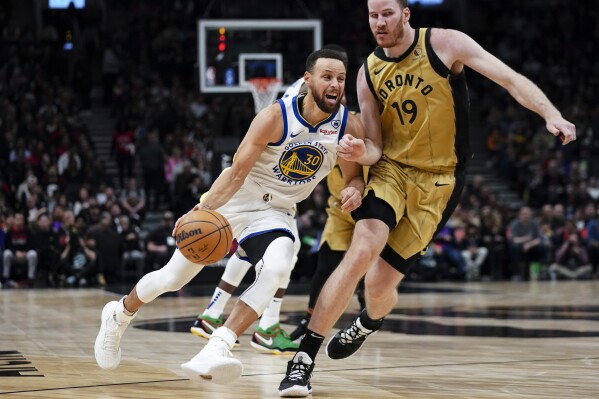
[{"x1": 172, "y1": 210, "x2": 192, "y2": 237}]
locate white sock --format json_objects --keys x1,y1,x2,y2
[
  {"x1": 258, "y1": 297, "x2": 283, "y2": 329},
  {"x1": 203, "y1": 288, "x2": 232, "y2": 319},
  {"x1": 115, "y1": 297, "x2": 137, "y2": 323},
  {"x1": 210, "y1": 327, "x2": 238, "y2": 350}
]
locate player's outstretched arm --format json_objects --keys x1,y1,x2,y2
[{"x1": 434, "y1": 28, "x2": 576, "y2": 145}]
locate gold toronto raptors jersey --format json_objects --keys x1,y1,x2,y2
[{"x1": 364, "y1": 28, "x2": 470, "y2": 173}]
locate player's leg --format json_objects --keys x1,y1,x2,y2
[
  {"x1": 191, "y1": 254, "x2": 251, "y2": 341},
  {"x1": 252, "y1": 283, "x2": 299, "y2": 354},
  {"x1": 182, "y1": 231, "x2": 295, "y2": 384},
  {"x1": 279, "y1": 217, "x2": 390, "y2": 397},
  {"x1": 289, "y1": 242, "x2": 345, "y2": 342},
  {"x1": 252, "y1": 222, "x2": 301, "y2": 353},
  {"x1": 95, "y1": 249, "x2": 203, "y2": 370},
  {"x1": 326, "y1": 250, "x2": 416, "y2": 360},
  {"x1": 280, "y1": 162, "x2": 402, "y2": 397},
  {"x1": 326, "y1": 165, "x2": 466, "y2": 361},
  {"x1": 290, "y1": 199, "x2": 355, "y2": 342}
]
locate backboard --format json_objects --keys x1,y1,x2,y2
[{"x1": 198, "y1": 19, "x2": 322, "y2": 94}]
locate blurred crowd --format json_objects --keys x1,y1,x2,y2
[{"x1": 1, "y1": 0, "x2": 598, "y2": 289}]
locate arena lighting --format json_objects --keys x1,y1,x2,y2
[
  {"x1": 48, "y1": 0, "x2": 86, "y2": 9},
  {"x1": 218, "y1": 27, "x2": 226, "y2": 53},
  {"x1": 411, "y1": 0, "x2": 444, "y2": 5}
]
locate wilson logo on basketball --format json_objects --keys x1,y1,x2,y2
[{"x1": 176, "y1": 228, "x2": 203, "y2": 245}]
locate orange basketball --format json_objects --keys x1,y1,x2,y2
[{"x1": 175, "y1": 209, "x2": 233, "y2": 264}]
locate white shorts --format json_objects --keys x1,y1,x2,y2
[{"x1": 217, "y1": 183, "x2": 297, "y2": 247}]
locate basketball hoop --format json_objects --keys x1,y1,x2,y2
[{"x1": 245, "y1": 77, "x2": 282, "y2": 114}]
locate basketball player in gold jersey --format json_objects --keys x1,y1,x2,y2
[{"x1": 279, "y1": 0, "x2": 576, "y2": 396}]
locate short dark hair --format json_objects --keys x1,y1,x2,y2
[
  {"x1": 322, "y1": 43, "x2": 349, "y2": 64},
  {"x1": 397, "y1": 0, "x2": 408, "y2": 8},
  {"x1": 306, "y1": 49, "x2": 348, "y2": 73}
]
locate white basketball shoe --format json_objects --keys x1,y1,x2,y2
[
  {"x1": 94, "y1": 298, "x2": 136, "y2": 370},
  {"x1": 181, "y1": 327, "x2": 243, "y2": 385}
]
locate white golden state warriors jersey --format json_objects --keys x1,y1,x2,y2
[{"x1": 245, "y1": 94, "x2": 348, "y2": 209}]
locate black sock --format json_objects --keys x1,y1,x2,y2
[
  {"x1": 297, "y1": 328, "x2": 324, "y2": 361},
  {"x1": 359, "y1": 309, "x2": 384, "y2": 330}
]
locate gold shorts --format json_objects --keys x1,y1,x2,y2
[
  {"x1": 366, "y1": 157, "x2": 459, "y2": 260},
  {"x1": 319, "y1": 195, "x2": 355, "y2": 252}
]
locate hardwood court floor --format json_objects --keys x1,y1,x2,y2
[{"x1": 1, "y1": 281, "x2": 599, "y2": 398}]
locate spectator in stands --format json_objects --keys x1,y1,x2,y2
[
  {"x1": 434, "y1": 225, "x2": 466, "y2": 280},
  {"x1": 506, "y1": 207, "x2": 543, "y2": 280},
  {"x1": 108, "y1": 203, "x2": 124, "y2": 231},
  {"x1": 138, "y1": 130, "x2": 166, "y2": 210},
  {"x1": 164, "y1": 146, "x2": 184, "y2": 204},
  {"x1": 585, "y1": 211, "x2": 599, "y2": 277},
  {"x1": 33, "y1": 213, "x2": 60, "y2": 286},
  {"x1": 24, "y1": 193, "x2": 47, "y2": 225},
  {"x1": 60, "y1": 231, "x2": 97, "y2": 287},
  {"x1": 73, "y1": 186, "x2": 92, "y2": 217},
  {"x1": 549, "y1": 233, "x2": 592, "y2": 280},
  {"x1": 2, "y1": 212, "x2": 37, "y2": 288},
  {"x1": 144, "y1": 211, "x2": 176, "y2": 273},
  {"x1": 119, "y1": 215, "x2": 144, "y2": 280},
  {"x1": 172, "y1": 160, "x2": 198, "y2": 216},
  {"x1": 111, "y1": 119, "x2": 136, "y2": 187},
  {"x1": 119, "y1": 177, "x2": 146, "y2": 225},
  {"x1": 460, "y1": 224, "x2": 489, "y2": 281},
  {"x1": 57, "y1": 144, "x2": 82, "y2": 176},
  {"x1": 88, "y1": 211, "x2": 122, "y2": 285}
]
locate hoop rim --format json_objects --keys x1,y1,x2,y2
[{"x1": 245, "y1": 77, "x2": 282, "y2": 93}]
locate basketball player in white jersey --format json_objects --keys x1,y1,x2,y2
[
  {"x1": 94, "y1": 49, "x2": 367, "y2": 385},
  {"x1": 189, "y1": 44, "x2": 351, "y2": 354}
]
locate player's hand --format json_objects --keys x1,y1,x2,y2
[
  {"x1": 173, "y1": 196, "x2": 211, "y2": 236},
  {"x1": 339, "y1": 186, "x2": 362, "y2": 213},
  {"x1": 172, "y1": 209, "x2": 194, "y2": 237},
  {"x1": 546, "y1": 116, "x2": 576, "y2": 145},
  {"x1": 336, "y1": 134, "x2": 366, "y2": 162}
]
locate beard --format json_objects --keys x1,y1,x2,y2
[
  {"x1": 313, "y1": 90, "x2": 342, "y2": 114},
  {"x1": 374, "y1": 15, "x2": 406, "y2": 48}
]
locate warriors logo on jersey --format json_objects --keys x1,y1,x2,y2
[{"x1": 277, "y1": 144, "x2": 324, "y2": 183}]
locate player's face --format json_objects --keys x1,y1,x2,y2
[
  {"x1": 368, "y1": 0, "x2": 409, "y2": 48},
  {"x1": 307, "y1": 58, "x2": 346, "y2": 114}
]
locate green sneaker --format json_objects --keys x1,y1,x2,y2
[
  {"x1": 250, "y1": 323, "x2": 299, "y2": 354},
  {"x1": 190, "y1": 314, "x2": 240, "y2": 347},
  {"x1": 190, "y1": 314, "x2": 223, "y2": 339}
]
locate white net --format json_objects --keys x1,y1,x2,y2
[{"x1": 245, "y1": 78, "x2": 282, "y2": 114}]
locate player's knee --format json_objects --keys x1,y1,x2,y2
[
  {"x1": 366, "y1": 280, "x2": 398, "y2": 303},
  {"x1": 157, "y1": 270, "x2": 188, "y2": 292},
  {"x1": 345, "y1": 245, "x2": 379, "y2": 274},
  {"x1": 261, "y1": 261, "x2": 290, "y2": 287}
]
